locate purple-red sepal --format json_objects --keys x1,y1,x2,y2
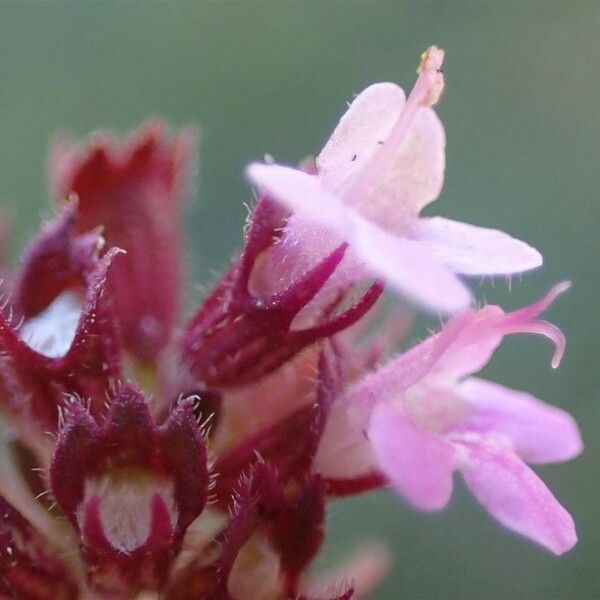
[
  {"x1": 168, "y1": 355, "x2": 338, "y2": 599},
  {"x1": 213, "y1": 351, "x2": 337, "y2": 505},
  {"x1": 50, "y1": 121, "x2": 196, "y2": 362},
  {"x1": 182, "y1": 199, "x2": 383, "y2": 387},
  {"x1": 50, "y1": 383, "x2": 209, "y2": 593},
  {"x1": 0, "y1": 207, "x2": 121, "y2": 434},
  {"x1": 168, "y1": 462, "x2": 327, "y2": 600}
]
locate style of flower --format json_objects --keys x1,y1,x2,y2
[
  {"x1": 247, "y1": 46, "x2": 542, "y2": 314},
  {"x1": 0, "y1": 46, "x2": 581, "y2": 600}
]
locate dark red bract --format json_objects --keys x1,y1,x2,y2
[
  {"x1": 50, "y1": 384, "x2": 209, "y2": 593},
  {"x1": 0, "y1": 206, "x2": 120, "y2": 437},
  {"x1": 51, "y1": 122, "x2": 195, "y2": 363},
  {"x1": 0, "y1": 122, "x2": 377, "y2": 599}
]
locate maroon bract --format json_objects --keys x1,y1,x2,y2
[
  {"x1": 50, "y1": 121, "x2": 195, "y2": 363},
  {"x1": 0, "y1": 207, "x2": 120, "y2": 437},
  {"x1": 50, "y1": 384, "x2": 209, "y2": 593},
  {"x1": 167, "y1": 461, "x2": 331, "y2": 600}
]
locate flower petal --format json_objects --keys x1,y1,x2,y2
[
  {"x1": 496, "y1": 281, "x2": 570, "y2": 369},
  {"x1": 369, "y1": 403, "x2": 454, "y2": 511},
  {"x1": 340, "y1": 311, "x2": 474, "y2": 418},
  {"x1": 317, "y1": 85, "x2": 445, "y2": 233},
  {"x1": 317, "y1": 83, "x2": 406, "y2": 194},
  {"x1": 427, "y1": 283, "x2": 569, "y2": 380},
  {"x1": 350, "y1": 214, "x2": 471, "y2": 313},
  {"x1": 247, "y1": 163, "x2": 471, "y2": 314},
  {"x1": 247, "y1": 163, "x2": 352, "y2": 232},
  {"x1": 457, "y1": 438, "x2": 577, "y2": 555},
  {"x1": 342, "y1": 283, "x2": 569, "y2": 431},
  {"x1": 313, "y1": 396, "x2": 377, "y2": 482},
  {"x1": 458, "y1": 377, "x2": 582, "y2": 464},
  {"x1": 411, "y1": 216, "x2": 543, "y2": 275}
]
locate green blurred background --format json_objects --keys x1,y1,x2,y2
[{"x1": 0, "y1": 2, "x2": 598, "y2": 598}]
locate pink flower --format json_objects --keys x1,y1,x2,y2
[
  {"x1": 247, "y1": 47, "x2": 542, "y2": 314},
  {"x1": 315, "y1": 283, "x2": 581, "y2": 554}
]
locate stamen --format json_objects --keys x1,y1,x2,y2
[
  {"x1": 344, "y1": 46, "x2": 445, "y2": 206},
  {"x1": 417, "y1": 45, "x2": 445, "y2": 106}
]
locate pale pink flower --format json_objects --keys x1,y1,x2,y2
[
  {"x1": 247, "y1": 47, "x2": 542, "y2": 314},
  {"x1": 314, "y1": 283, "x2": 582, "y2": 555}
]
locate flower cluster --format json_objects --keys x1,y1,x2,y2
[{"x1": 0, "y1": 47, "x2": 581, "y2": 599}]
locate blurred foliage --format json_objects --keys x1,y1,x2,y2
[{"x1": 0, "y1": 2, "x2": 597, "y2": 598}]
